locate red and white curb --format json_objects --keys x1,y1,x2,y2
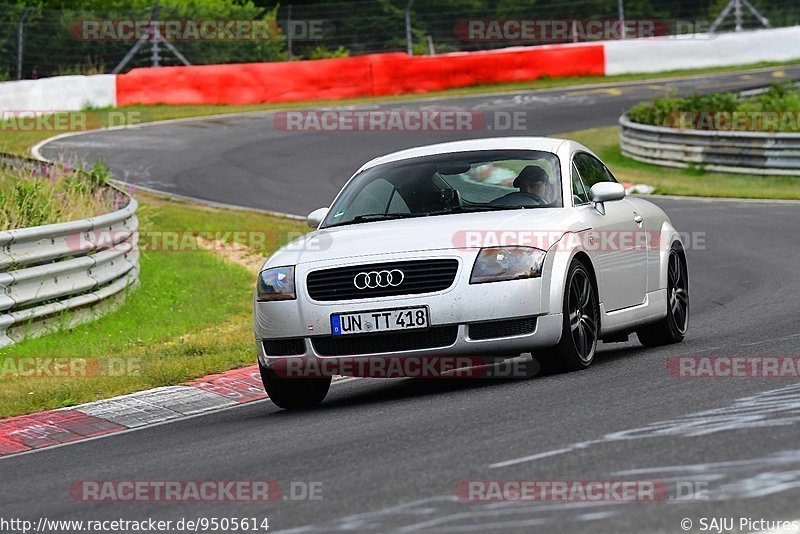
[{"x1": 0, "y1": 365, "x2": 351, "y2": 458}]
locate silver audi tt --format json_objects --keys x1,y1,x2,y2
[{"x1": 254, "y1": 137, "x2": 689, "y2": 408}]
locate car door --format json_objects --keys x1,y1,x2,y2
[{"x1": 572, "y1": 152, "x2": 648, "y2": 311}]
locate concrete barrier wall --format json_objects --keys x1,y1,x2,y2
[
  {"x1": 605, "y1": 26, "x2": 800, "y2": 75},
  {"x1": 1, "y1": 26, "x2": 798, "y2": 112},
  {"x1": 0, "y1": 74, "x2": 116, "y2": 112},
  {"x1": 115, "y1": 45, "x2": 605, "y2": 106}
]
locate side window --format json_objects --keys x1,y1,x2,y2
[
  {"x1": 571, "y1": 163, "x2": 590, "y2": 205},
  {"x1": 573, "y1": 152, "x2": 614, "y2": 190},
  {"x1": 604, "y1": 165, "x2": 620, "y2": 183}
]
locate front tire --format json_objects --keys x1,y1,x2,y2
[
  {"x1": 535, "y1": 260, "x2": 599, "y2": 372},
  {"x1": 637, "y1": 246, "x2": 689, "y2": 347},
  {"x1": 259, "y1": 361, "x2": 331, "y2": 409}
]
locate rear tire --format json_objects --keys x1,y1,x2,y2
[
  {"x1": 535, "y1": 260, "x2": 599, "y2": 373},
  {"x1": 259, "y1": 361, "x2": 331, "y2": 409},
  {"x1": 637, "y1": 247, "x2": 689, "y2": 347}
]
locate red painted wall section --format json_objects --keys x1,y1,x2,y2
[
  {"x1": 369, "y1": 44, "x2": 604, "y2": 96},
  {"x1": 117, "y1": 54, "x2": 379, "y2": 106},
  {"x1": 116, "y1": 44, "x2": 605, "y2": 106}
]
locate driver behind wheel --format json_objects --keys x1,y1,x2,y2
[{"x1": 513, "y1": 165, "x2": 553, "y2": 203}]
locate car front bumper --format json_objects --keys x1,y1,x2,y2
[
  {"x1": 254, "y1": 249, "x2": 563, "y2": 367},
  {"x1": 256, "y1": 314, "x2": 563, "y2": 368}
]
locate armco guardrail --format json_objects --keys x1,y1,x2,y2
[
  {"x1": 619, "y1": 114, "x2": 800, "y2": 176},
  {"x1": 0, "y1": 158, "x2": 139, "y2": 347}
]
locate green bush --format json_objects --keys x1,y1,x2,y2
[
  {"x1": 304, "y1": 45, "x2": 349, "y2": 60},
  {"x1": 626, "y1": 83, "x2": 800, "y2": 132}
]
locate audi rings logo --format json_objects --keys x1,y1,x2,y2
[{"x1": 353, "y1": 269, "x2": 405, "y2": 289}]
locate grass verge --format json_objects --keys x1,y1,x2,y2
[
  {"x1": 1, "y1": 59, "x2": 799, "y2": 155},
  {"x1": 563, "y1": 126, "x2": 800, "y2": 199},
  {"x1": 0, "y1": 190, "x2": 307, "y2": 418},
  {"x1": 0, "y1": 162, "x2": 118, "y2": 230}
]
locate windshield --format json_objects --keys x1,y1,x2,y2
[{"x1": 322, "y1": 149, "x2": 562, "y2": 228}]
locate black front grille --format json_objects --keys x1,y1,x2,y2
[
  {"x1": 262, "y1": 338, "x2": 306, "y2": 356},
  {"x1": 306, "y1": 259, "x2": 459, "y2": 301},
  {"x1": 311, "y1": 326, "x2": 459, "y2": 356},
  {"x1": 469, "y1": 317, "x2": 537, "y2": 340}
]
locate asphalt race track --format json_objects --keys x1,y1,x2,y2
[{"x1": 2, "y1": 66, "x2": 800, "y2": 533}]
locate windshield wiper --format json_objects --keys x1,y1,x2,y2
[
  {"x1": 327, "y1": 205, "x2": 525, "y2": 228},
  {"x1": 428, "y1": 204, "x2": 527, "y2": 215},
  {"x1": 327, "y1": 213, "x2": 423, "y2": 227}
]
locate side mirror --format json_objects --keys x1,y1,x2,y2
[
  {"x1": 306, "y1": 207, "x2": 329, "y2": 228},
  {"x1": 589, "y1": 182, "x2": 626, "y2": 215}
]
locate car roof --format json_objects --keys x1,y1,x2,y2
[{"x1": 358, "y1": 137, "x2": 571, "y2": 172}]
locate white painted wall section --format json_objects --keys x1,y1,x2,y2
[
  {"x1": 604, "y1": 26, "x2": 800, "y2": 75},
  {"x1": 0, "y1": 74, "x2": 116, "y2": 112}
]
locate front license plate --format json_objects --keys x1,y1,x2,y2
[{"x1": 331, "y1": 306, "x2": 429, "y2": 336}]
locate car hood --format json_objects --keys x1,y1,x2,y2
[{"x1": 263, "y1": 208, "x2": 590, "y2": 268}]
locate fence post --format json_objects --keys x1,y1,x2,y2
[
  {"x1": 710, "y1": 0, "x2": 768, "y2": 33},
  {"x1": 16, "y1": 7, "x2": 31, "y2": 80},
  {"x1": 618, "y1": 0, "x2": 626, "y2": 39},
  {"x1": 734, "y1": 0, "x2": 742, "y2": 31},
  {"x1": 150, "y1": 3, "x2": 162, "y2": 67},
  {"x1": 286, "y1": 4, "x2": 293, "y2": 61},
  {"x1": 405, "y1": 0, "x2": 414, "y2": 55}
]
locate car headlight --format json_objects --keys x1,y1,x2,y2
[
  {"x1": 470, "y1": 247, "x2": 545, "y2": 284},
  {"x1": 257, "y1": 266, "x2": 296, "y2": 301}
]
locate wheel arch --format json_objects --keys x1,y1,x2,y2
[
  {"x1": 571, "y1": 250, "x2": 601, "y2": 332},
  {"x1": 669, "y1": 238, "x2": 689, "y2": 290},
  {"x1": 657, "y1": 218, "x2": 687, "y2": 290},
  {"x1": 544, "y1": 235, "x2": 601, "y2": 331}
]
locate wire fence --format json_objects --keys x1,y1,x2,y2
[{"x1": 2, "y1": 0, "x2": 798, "y2": 81}]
